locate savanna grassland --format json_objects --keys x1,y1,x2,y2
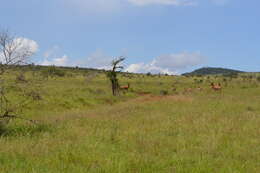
[{"x1": 0, "y1": 66, "x2": 259, "y2": 173}]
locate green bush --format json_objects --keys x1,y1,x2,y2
[
  {"x1": 160, "y1": 90, "x2": 168, "y2": 96},
  {"x1": 41, "y1": 66, "x2": 66, "y2": 78}
]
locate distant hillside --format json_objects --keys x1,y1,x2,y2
[{"x1": 183, "y1": 67, "x2": 245, "y2": 76}]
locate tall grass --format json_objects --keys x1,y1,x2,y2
[{"x1": 0, "y1": 68, "x2": 259, "y2": 172}]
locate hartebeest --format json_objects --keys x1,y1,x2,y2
[
  {"x1": 120, "y1": 83, "x2": 130, "y2": 91},
  {"x1": 211, "y1": 83, "x2": 222, "y2": 91}
]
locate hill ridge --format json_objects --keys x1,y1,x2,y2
[{"x1": 182, "y1": 67, "x2": 244, "y2": 76}]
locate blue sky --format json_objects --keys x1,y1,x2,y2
[{"x1": 1, "y1": 0, "x2": 259, "y2": 74}]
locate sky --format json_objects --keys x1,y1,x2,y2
[{"x1": 0, "y1": 0, "x2": 259, "y2": 74}]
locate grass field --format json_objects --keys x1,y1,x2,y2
[{"x1": 0, "y1": 67, "x2": 259, "y2": 172}]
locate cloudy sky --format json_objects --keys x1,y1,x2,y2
[{"x1": 1, "y1": 0, "x2": 259, "y2": 74}]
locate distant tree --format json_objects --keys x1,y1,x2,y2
[
  {"x1": 41, "y1": 65, "x2": 66, "y2": 78},
  {"x1": 107, "y1": 57, "x2": 125, "y2": 96},
  {"x1": 248, "y1": 75, "x2": 253, "y2": 80},
  {"x1": 257, "y1": 76, "x2": 260, "y2": 82}
]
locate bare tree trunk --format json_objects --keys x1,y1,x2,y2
[{"x1": 107, "y1": 57, "x2": 125, "y2": 96}]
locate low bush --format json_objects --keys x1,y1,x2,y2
[{"x1": 41, "y1": 66, "x2": 66, "y2": 78}]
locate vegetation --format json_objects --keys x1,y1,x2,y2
[
  {"x1": 41, "y1": 65, "x2": 66, "y2": 78},
  {"x1": 106, "y1": 57, "x2": 125, "y2": 96},
  {"x1": 0, "y1": 30, "x2": 37, "y2": 124},
  {"x1": 0, "y1": 65, "x2": 259, "y2": 172},
  {"x1": 183, "y1": 67, "x2": 245, "y2": 76}
]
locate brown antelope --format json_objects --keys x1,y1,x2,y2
[
  {"x1": 120, "y1": 83, "x2": 130, "y2": 91},
  {"x1": 211, "y1": 83, "x2": 222, "y2": 91}
]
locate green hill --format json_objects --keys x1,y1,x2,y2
[{"x1": 182, "y1": 67, "x2": 244, "y2": 76}]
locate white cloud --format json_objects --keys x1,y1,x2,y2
[
  {"x1": 126, "y1": 62, "x2": 177, "y2": 74},
  {"x1": 126, "y1": 63, "x2": 144, "y2": 73},
  {"x1": 14, "y1": 38, "x2": 38, "y2": 55},
  {"x1": 43, "y1": 45, "x2": 60, "y2": 59},
  {"x1": 153, "y1": 51, "x2": 205, "y2": 69},
  {"x1": 39, "y1": 48, "x2": 205, "y2": 74},
  {"x1": 40, "y1": 46, "x2": 70, "y2": 66},
  {"x1": 77, "y1": 50, "x2": 115, "y2": 70},
  {"x1": 40, "y1": 48, "x2": 115, "y2": 69},
  {"x1": 126, "y1": 51, "x2": 206, "y2": 74},
  {"x1": 41, "y1": 55, "x2": 69, "y2": 66},
  {"x1": 0, "y1": 37, "x2": 38, "y2": 64}
]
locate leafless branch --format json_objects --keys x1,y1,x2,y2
[{"x1": 0, "y1": 29, "x2": 35, "y2": 74}]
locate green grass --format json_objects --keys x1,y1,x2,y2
[{"x1": 0, "y1": 68, "x2": 259, "y2": 172}]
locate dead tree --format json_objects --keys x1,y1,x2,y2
[
  {"x1": 0, "y1": 30, "x2": 36, "y2": 74},
  {"x1": 107, "y1": 57, "x2": 125, "y2": 96},
  {"x1": 0, "y1": 29, "x2": 37, "y2": 124}
]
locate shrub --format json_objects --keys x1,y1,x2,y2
[
  {"x1": 160, "y1": 90, "x2": 168, "y2": 96},
  {"x1": 146, "y1": 72, "x2": 152, "y2": 76},
  {"x1": 16, "y1": 73, "x2": 27, "y2": 83},
  {"x1": 223, "y1": 72, "x2": 238, "y2": 79},
  {"x1": 0, "y1": 119, "x2": 8, "y2": 136},
  {"x1": 25, "y1": 90, "x2": 42, "y2": 101},
  {"x1": 41, "y1": 66, "x2": 66, "y2": 78}
]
